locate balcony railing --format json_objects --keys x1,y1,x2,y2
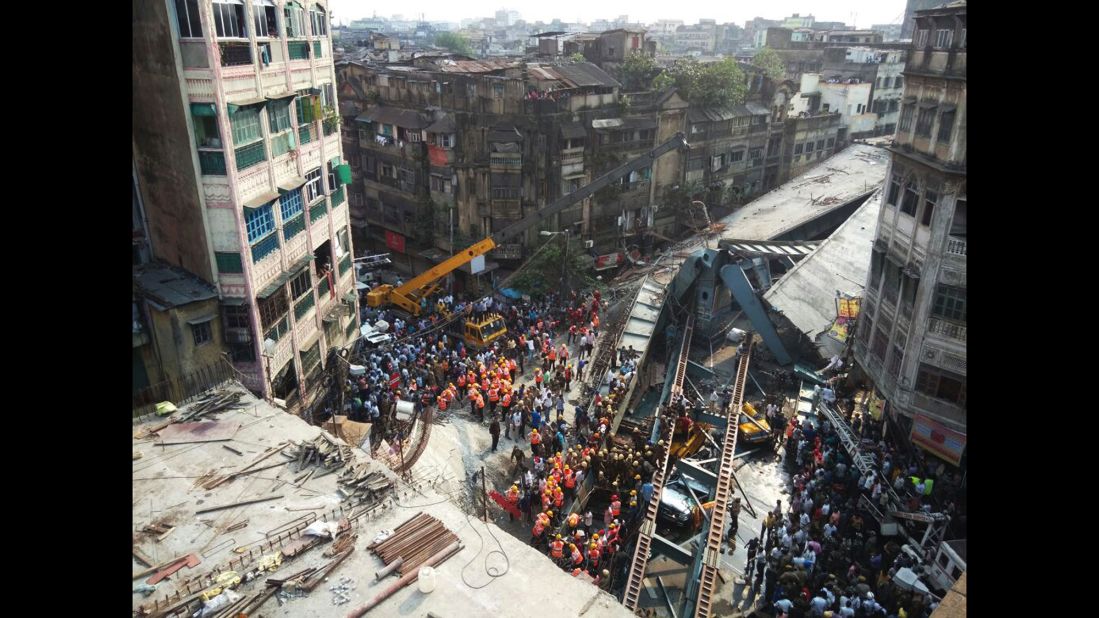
[
  {"x1": 317, "y1": 275, "x2": 331, "y2": 299},
  {"x1": 309, "y1": 199, "x2": 328, "y2": 223},
  {"x1": 219, "y1": 42, "x2": 253, "y2": 67},
  {"x1": 235, "y1": 141, "x2": 267, "y2": 171},
  {"x1": 294, "y1": 292, "x2": 315, "y2": 320},
  {"x1": 282, "y1": 214, "x2": 305, "y2": 240},
  {"x1": 946, "y1": 236, "x2": 966, "y2": 256},
  {"x1": 339, "y1": 254, "x2": 352, "y2": 276},
  {"x1": 928, "y1": 318, "x2": 967, "y2": 342},
  {"x1": 198, "y1": 150, "x2": 226, "y2": 175},
  {"x1": 251, "y1": 233, "x2": 279, "y2": 263}
]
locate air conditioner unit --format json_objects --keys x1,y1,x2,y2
[{"x1": 584, "y1": 240, "x2": 594, "y2": 249}]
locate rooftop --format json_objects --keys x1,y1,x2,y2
[
  {"x1": 763, "y1": 188, "x2": 882, "y2": 355},
  {"x1": 714, "y1": 144, "x2": 888, "y2": 241},
  {"x1": 132, "y1": 385, "x2": 633, "y2": 617},
  {"x1": 133, "y1": 262, "x2": 218, "y2": 311}
]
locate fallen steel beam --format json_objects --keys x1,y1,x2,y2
[{"x1": 194, "y1": 495, "x2": 284, "y2": 515}]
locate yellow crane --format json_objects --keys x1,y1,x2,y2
[{"x1": 366, "y1": 133, "x2": 689, "y2": 345}]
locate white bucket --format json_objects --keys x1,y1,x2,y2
[{"x1": 417, "y1": 566, "x2": 437, "y2": 593}]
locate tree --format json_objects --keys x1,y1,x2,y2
[
  {"x1": 616, "y1": 51, "x2": 660, "y2": 91},
  {"x1": 434, "y1": 32, "x2": 472, "y2": 56},
  {"x1": 652, "y1": 58, "x2": 747, "y2": 108},
  {"x1": 752, "y1": 47, "x2": 786, "y2": 82},
  {"x1": 509, "y1": 241, "x2": 596, "y2": 297},
  {"x1": 568, "y1": 52, "x2": 586, "y2": 63}
]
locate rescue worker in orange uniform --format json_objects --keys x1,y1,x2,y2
[
  {"x1": 570, "y1": 543, "x2": 584, "y2": 567},
  {"x1": 505, "y1": 485, "x2": 520, "y2": 522},
  {"x1": 550, "y1": 534, "x2": 565, "y2": 564}
]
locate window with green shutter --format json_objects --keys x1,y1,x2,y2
[
  {"x1": 267, "y1": 99, "x2": 292, "y2": 133},
  {"x1": 313, "y1": 41, "x2": 323, "y2": 58},
  {"x1": 215, "y1": 252, "x2": 244, "y2": 273},
  {"x1": 230, "y1": 105, "x2": 263, "y2": 145},
  {"x1": 288, "y1": 41, "x2": 310, "y2": 60}
]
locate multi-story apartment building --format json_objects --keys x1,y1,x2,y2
[
  {"x1": 675, "y1": 20, "x2": 718, "y2": 55},
  {"x1": 134, "y1": 0, "x2": 356, "y2": 412},
  {"x1": 335, "y1": 57, "x2": 813, "y2": 272},
  {"x1": 854, "y1": 2, "x2": 966, "y2": 454}
]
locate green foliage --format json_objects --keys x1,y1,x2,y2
[
  {"x1": 663, "y1": 180, "x2": 705, "y2": 209},
  {"x1": 594, "y1": 182, "x2": 623, "y2": 205},
  {"x1": 616, "y1": 51, "x2": 660, "y2": 90},
  {"x1": 569, "y1": 52, "x2": 587, "y2": 62},
  {"x1": 434, "y1": 32, "x2": 473, "y2": 56},
  {"x1": 752, "y1": 47, "x2": 786, "y2": 82},
  {"x1": 510, "y1": 242, "x2": 595, "y2": 297},
  {"x1": 652, "y1": 58, "x2": 747, "y2": 108}
]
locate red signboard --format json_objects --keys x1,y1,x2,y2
[
  {"x1": 594, "y1": 252, "x2": 625, "y2": 271},
  {"x1": 910, "y1": 414, "x2": 967, "y2": 466},
  {"x1": 385, "y1": 230, "x2": 406, "y2": 253}
]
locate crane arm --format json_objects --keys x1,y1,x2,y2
[
  {"x1": 381, "y1": 237, "x2": 498, "y2": 313},
  {"x1": 493, "y1": 132, "x2": 689, "y2": 243}
]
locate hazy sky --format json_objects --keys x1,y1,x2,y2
[{"x1": 330, "y1": 1, "x2": 909, "y2": 29}]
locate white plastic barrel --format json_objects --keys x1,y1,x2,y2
[{"x1": 417, "y1": 566, "x2": 437, "y2": 593}]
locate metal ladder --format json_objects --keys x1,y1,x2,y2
[
  {"x1": 694, "y1": 339, "x2": 751, "y2": 618},
  {"x1": 622, "y1": 313, "x2": 695, "y2": 611}
]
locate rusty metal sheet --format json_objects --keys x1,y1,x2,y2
[{"x1": 156, "y1": 421, "x2": 241, "y2": 445}]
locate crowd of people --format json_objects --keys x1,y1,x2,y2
[
  {"x1": 734, "y1": 369, "x2": 966, "y2": 618},
  {"x1": 341, "y1": 275, "x2": 966, "y2": 612}
]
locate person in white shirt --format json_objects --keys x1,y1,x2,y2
[
  {"x1": 822, "y1": 354, "x2": 843, "y2": 374},
  {"x1": 823, "y1": 522, "x2": 837, "y2": 538}
]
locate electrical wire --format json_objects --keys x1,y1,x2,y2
[{"x1": 458, "y1": 510, "x2": 511, "y2": 589}]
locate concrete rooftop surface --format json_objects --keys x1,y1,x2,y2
[
  {"x1": 764, "y1": 187, "x2": 883, "y2": 354},
  {"x1": 132, "y1": 384, "x2": 632, "y2": 618},
  {"x1": 715, "y1": 143, "x2": 889, "y2": 242}
]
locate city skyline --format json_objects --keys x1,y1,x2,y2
[{"x1": 331, "y1": 0, "x2": 908, "y2": 29}]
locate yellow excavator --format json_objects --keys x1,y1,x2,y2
[{"x1": 366, "y1": 132, "x2": 690, "y2": 346}]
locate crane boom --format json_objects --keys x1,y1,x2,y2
[{"x1": 367, "y1": 132, "x2": 689, "y2": 315}]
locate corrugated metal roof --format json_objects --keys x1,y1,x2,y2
[
  {"x1": 762, "y1": 189, "x2": 883, "y2": 351},
  {"x1": 435, "y1": 59, "x2": 519, "y2": 73},
  {"x1": 355, "y1": 106, "x2": 430, "y2": 129},
  {"x1": 550, "y1": 62, "x2": 621, "y2": 88},
  {"x1": 687, "y1": 104, "x2": 768, "y2": 123},
  {"x1": 133, "y1": 263, "x2": 218, "y2": 310}
]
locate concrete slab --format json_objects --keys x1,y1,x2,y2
[
  {"x1": 132, "y1": 384, "x2": 634, "y2": 618},
  {"x1": 763, "y1": 188, "x2": 883, "y2": 357}
]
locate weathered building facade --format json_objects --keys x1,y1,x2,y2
[
  {"x1": 133, "y1": 0, "x2": 356, "y2": 410},
  {"x1": 854, "y1": 2, "x2": 966, "y2": 444}
]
